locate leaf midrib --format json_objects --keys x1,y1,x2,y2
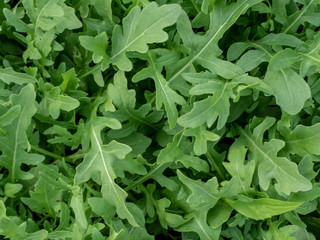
[
  {"x1": 111, "y1": 6, "x2": 177, "y2": 60},
  {"x1": 91, "y1": 124, "x2": 118, "y2": 196},
  {"x1": 180, "y1": 81, "x2": 228, "y2": 125},
  {"x1": 148, "y1": 53, "x2": 175, "y2": 115},
  {"x1": 237, "y1": 126, "x2": 301, "y2": 183},
  {"x1": 195, "y1": 218, "x2": 211, "y2": 240},
  {"x1": 11, "y1": 116, "x2": 21, "y2": 182},
  {"x1": 91, "y1": 125, "x2": 137, "y2": 225},
  {"x1": 283, "y1": 0, "x2": 315, "y2": 34},
  {"x1": 168, "y1": 2, "x2": 249, "y2": 84}
]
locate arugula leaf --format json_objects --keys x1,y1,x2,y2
[
  {"x1": 223, "y1": 141, "x2": 255, "y2": 195},
  {"x1": 178, "y1": 72, "x2": 237, "y2": 129},
  {"x1": 75, "y1": 113, "x2": 142, "y2": 226},
  {"x1": 0, "y1": 84, "x2": 44, "y2": 182},
  {"x1": 21, "y1": 176, "x2": 61, "y2": 217},
  {"x1": 1, "y1": 0, "x2": 320, "y2": 239},
  {"x1": 38, "y1": 83, "x2": 80, "y2": 119},
  {"x1": 176, "y1": 211, "x2": 221, "y2": 240},
  {"x1": 235, "y1": 118, "x2": 312, "y2": 195},
  {"x1": 110, "y1": 2, "x2": 181, "y2": 71},
  {"x1": 0, "y1": 68, "x2": 37, "y2": 85},
  {"x1": 264, "y1": 68, "x2": 311, "y2": 115},
  {"x1": 108, "y1": 71, "x2": 160, "y2": 135},
  {"x1": 225, "y1": 197, "x2": 303, "y2": 220},
  {"x1": 133, "y1": 50, "x2": 186, "y2": 128},
  {"x1": 282, "y1": 123, "x2": 320, "y2": 156}
]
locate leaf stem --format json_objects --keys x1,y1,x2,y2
[
  {"x1": 115, "y1": 0, "x2": 127, "y2": 11},
  {"x1": 78, "y1": 64, "x2": 102, "y2": 79},
  {"x1": 124, "y1": 163, "x2": 169, "y2": 191},
  {"x1": 31, "y1": 145, "x2": 88, "y2": 165},
  {"x1": 206, "y1": 151, "x2": 226, "y2": 180},
  {"x1": 190, "y1": 0, "x2": 200, "y2": 13},
  {"x1": 66, "y1": 152, "x2": 87, "y2": 161},
  {"x1": 31, "y1": 145, "x2": 63, "y2": 160}
]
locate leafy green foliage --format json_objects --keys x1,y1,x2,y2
[{"x1": 1, "y1": 0, "x2": 320, "y2": 239}]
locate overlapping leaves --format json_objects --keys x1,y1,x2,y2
[{"x1": 0, "y1": 0, "x2": 320, "y2": 239}]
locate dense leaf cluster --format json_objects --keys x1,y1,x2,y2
[{"x1": 0, "y1": 0, "x2": 320, "y2": 239}]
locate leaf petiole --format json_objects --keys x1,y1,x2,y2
[
  {"x1": 206, "y1": 151, "x2": 226, "y2": 180},
  {"x1": 31, "y1": 145, "x2": 63, "y2": 160}
]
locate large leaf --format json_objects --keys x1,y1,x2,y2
[
  {"x1": 108, "y1": 71, "x2": 159, "y2": 136},
  {"x1": 0, "y1": 68, "x2": 37, "y2": 85},
  {"x1": 177, "y1": 171, "x2": 220, "y2": 209},
  {"x1": 75, "y1": 115, "x2": 142, "y2": 227},
  {"x1": 282, "y1": 123, "x2": 320, "y2": 156},
  {"x1": 225, "y1": 197, "x2": 303, "y2": 220},
  {"x1": 132, "y1": 50, "x2": 185, "y2": 128},
  {"x1": 223, "y1": 141, "x2": 255, "y2": 195},
  {"x1": 0, "y1": 84, "x2": 44, "y2": 182},
  {"x1": 178, "y1": 72, "x2": 237, "y2": 129},
  {"x1": 264, "y1": 68, "x2": 310, "y2": 115},
  {"x1": 110, "y1": 2, "x2": 181, "y2": 71},
  {"x1": 38, "y1": 83, "x2": 80, "y2": 119},
  {"x1": 168, "y1": 0, "x2": 262, "y2": 85},
  {"x1": 235, "y1": 118, "x2": 312, "y2": 195}
]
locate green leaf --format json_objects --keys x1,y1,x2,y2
[
  {"x1": 21, "y1": 176, "x2": 61, "y2": 217},
  {"x1": 223, "y1": 141, "x2": 255, "y2": 195},
  {"x1": 178, "y1": 72, "x2": 237, "y2": 129},
  {"x1": 70, "y1": 187, "x2": 88, "y2": 230},
  {"x1": 22, "y1": 0, "x2": 81, "y2": 34},
  {"x1": 177, "y1": 171, "x2": 219, "y2": 209},
  {"x1": 110, "y1": 2, "x2": 181, "y2": 71},
  {"x1": 38, "y1": 83, "x2": 80, "y2": 119},
  {"x1": 132, "y1": 51, "x2": 186, "y2": 128},
  {"x1": 176, "y1": 211, "x2": 221, "y2": 240},
  {"x1": 237, "y1": 50, "x2": 268, "y2": 72},
  {"x1": 207, "y1": 200, "x2": 233, "y2": 229},
  {"x1": 0, "y1": 68, "x2": 37, "y2": 85},
  {"x1": 176, "y1": 155, "x2": 210, "y2": 173},
  {"x1": 168, "y1": 0, "x2": 262, "y2": 84},
  {"x1": 3, "y1": 8, "x2": 32, "y2": 32},
  {"x1": 0, "y1": 84, "x2": 44, "y2": 182},
  {"x1": 300, "y1": 31, "x2": 320, "y2": 77},
  {"x1": 280, "y1": 0, "x2": 320, "y2": 34},
  {"x1": 258, "y1": 33, "x2": 304, "y2": 47},
  {"x1": 75, "y1": 116, "x2": 142, "y2": 226},
  {"x1": 225, "y1": 197, "x2": 303, "y2": 220},
  {"x1": 79, "y1": 32, "x2": 110, "y2": 72},
  {"x1": 108, "y1": 71, "x2": 159, "y2": 134},
  {"x1": 0, "y1": 215, "x2": 48, "y2": 240},
  {"x1": 269, "y1": 48, "x2": 301, "y2": 72},
  {"x1": 264, "y1": 68, "x2": 311, "y2": 115},
  {"x1": 197, "y1": 57, "x2": 245, "y2": 79},
  {"x1": 184, "y1": 125, "x2": 219, "y2": 155},
  {"x1": 88, "y1": 197, "x2": 115, "y2": 225},
  {"x1": 4, "y1": 183, "x2": 23, "y2": 198},
  {"x1": 235, "y1": 119, "x2": 312, "y2": 195},
  {"x1": 0, "y1": 105, "x2": 20, "y2": 127},
  {"x1": 283, "y1": 123, "x2": 320, "y2": 156}
]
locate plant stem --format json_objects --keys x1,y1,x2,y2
[
  {"x1": 31, "y1": 145, "x2": 87, "y2": 162},
  {"x1": 31, "y1": 145, "x2": 63, "y2": 159},
  {"x1": 78, "y1": 64, "x2": 102, "y2": 79},
  {"x1": 206, "y1": 151, "x2": 226, "y2": 180},
  {"x1": 67, "y1": 152, "x2": 87, "y2": 161},
  {"x1": 190, "y1": 0, "x2": 200, "y2": 13}
]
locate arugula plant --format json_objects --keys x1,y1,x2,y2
[{"x1": 0, "y1": 0, "x2": 320, "y2": 239}]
